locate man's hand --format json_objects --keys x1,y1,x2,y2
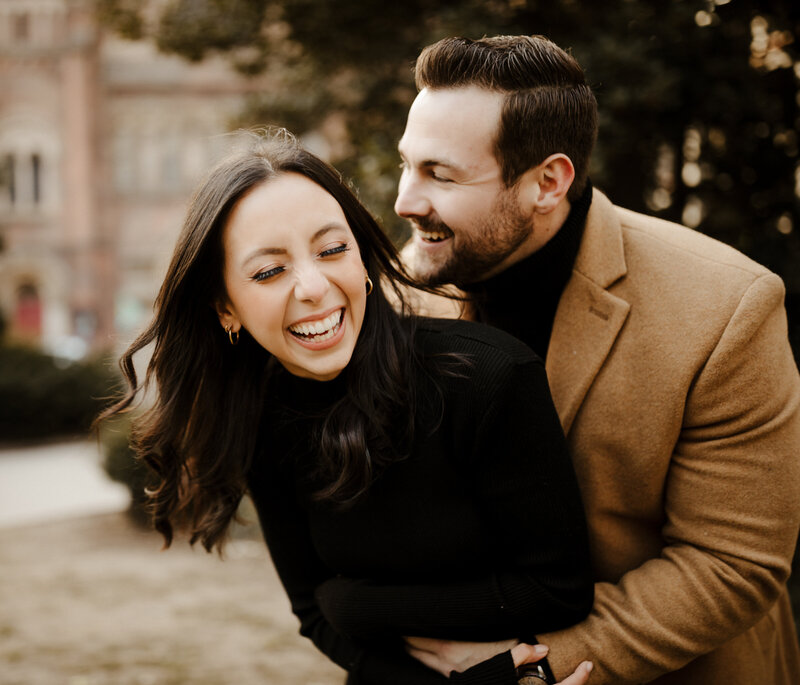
[
  {"x1": 512, "y1": 644, "x2": 593, "y2": 684},
  {"x1": 404, "y1": 636, "x2": 593, "y2": 683}
]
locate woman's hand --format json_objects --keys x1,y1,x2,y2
[
  {"x1": 405, "y1": 636, "x2": 520, "y2": 676},
  {"x1": 405, "y1": 636, "x2": 593, "y2": 684}
]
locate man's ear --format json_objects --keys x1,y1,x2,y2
[{"x1": 518, "y1": 154, "x2": 575, "y2": 215}]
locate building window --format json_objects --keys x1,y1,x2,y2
[
  {"x1": 12, "y1": 13, "x2": 30, "y2": 43},
  {"x1": 14, "y1": 283, "x2": 41, "y2": 341},
  {"x1": 3, "y1": 154, "x2": 15, "y2": 205},
  {"x1": 0, "y1": 151, "x2": 48, "y2": 211},
  {"x1": 32, "y1": 153, "x2": 41, "y2": 204}
]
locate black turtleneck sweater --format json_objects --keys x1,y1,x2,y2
[
  {"x1": 247, "y1": 318, "x2": 592, "y2": 685},
  {"x1": 463, "y1": 181, "x2": 593, "y2": 360}
]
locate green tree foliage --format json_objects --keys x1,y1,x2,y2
[{"x1": 98, "y1": 0, "x2": 799, "y2": 335}]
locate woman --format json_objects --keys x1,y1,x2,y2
[{"x1": 100, "y1": 132, "x2": 594, "y2": 684}]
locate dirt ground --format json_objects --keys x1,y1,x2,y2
[
  {"x1": 4, "y1": 502, "x2": 798, "y2": 685},
  {"x1": 0, "y1": 511, "x2": 345, "y2": 685}
]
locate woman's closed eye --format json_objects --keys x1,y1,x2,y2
[
  {"x1": 252, "y1": 265, "x2": 285, "y2": 282},
  {"x1": 319, "y1": 243, "x2": 350, "y2": 258}
]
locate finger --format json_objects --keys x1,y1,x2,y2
[
  {"x1": 406, "y1": 647, "x2": 450, "y2": 677},
  {"x1": 558, "y1": 661, "x2": 594, "y2": 685},
  {"x1": 511, "y1": 643, "x2": 549, "y2": 667}
]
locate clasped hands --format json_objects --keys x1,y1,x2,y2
[{"x1": 315, "y1": 576, "x2": 592, "y2": 683}]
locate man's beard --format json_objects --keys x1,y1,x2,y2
[{"x1": 412, "y1": 190, "x2": 531, "y2": 287}]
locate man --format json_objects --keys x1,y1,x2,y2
[{"x1": 396, "y1": 35, "x2": 800, "y2": 684}]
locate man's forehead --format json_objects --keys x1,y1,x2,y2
[{"x1": 399, "y1": 87, "x2": 503, "y2": 168}]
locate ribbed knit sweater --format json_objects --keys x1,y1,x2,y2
[{"x1": 247, "y1": 318, "x2": 592, "y2": 684}]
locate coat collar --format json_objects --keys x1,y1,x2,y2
[{"x1": 545, "y1": 189, "x2": 630, "y2": 434}]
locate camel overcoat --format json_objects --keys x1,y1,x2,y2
[{"x1": 406, "y1": 189, "x2": 800, "y2": 684}]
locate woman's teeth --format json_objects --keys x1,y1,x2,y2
[{"x1": 289, "y1": 309, "x2": 343, "y2": 341}]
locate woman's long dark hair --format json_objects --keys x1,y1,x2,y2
[{"x1": 97, "y1": 131, "x2": 447, "y2": 553}]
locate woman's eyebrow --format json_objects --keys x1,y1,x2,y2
[
  {"x1": 240, "y1": 245, "x2": 286, "y2": 268},
  {"x1": 310, "y1": 223, "x2": 344, "y2": 242},
  {"x1": 239, "y1": 223, "x2": 346, "y2": 268}
]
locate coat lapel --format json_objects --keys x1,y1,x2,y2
[{"x1": 546, "y1": 191, "x2": 630, "y2": 434}]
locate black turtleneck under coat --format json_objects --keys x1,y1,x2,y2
[{"x1": 464, "y1": 180, "x2": 592, "y2": 360}]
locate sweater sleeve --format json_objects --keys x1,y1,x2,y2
[
  {"x1": 248, "y1": 460, "x2": 521, "y2": 685},
  {"x1": 314, "y1": 358, "x2": 593, "y2": 642}
]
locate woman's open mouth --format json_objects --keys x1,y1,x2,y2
[{"x1": 287, "y1": 308, "x2": 344, "y2": 343}]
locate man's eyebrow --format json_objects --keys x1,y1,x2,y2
[
  {"x1": 240, "y1": 224, "x2": 344, "y2": 267},
  {"x1": 422, "y1": 159, "x2": 460, "y2": 170},
  {"x1": 398, "y1": 149, "x2": 463, "y2": 172}
]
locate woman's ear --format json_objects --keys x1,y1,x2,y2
[
  {"x1": 517, "y1": 153, "x2": 575, "y2": 215},
  {"x1": 214, "y1": 298, "x2": 239, "y2": 332}
]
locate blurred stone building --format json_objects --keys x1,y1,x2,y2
[{"x1": 0, "y1": 0, "x2": 267, "y2": 358}]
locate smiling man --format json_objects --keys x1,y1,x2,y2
[
  {"x1": 397, "y1": 86, "x2": 551, "y2": 285},
  {"x1": 397, "y1": 86, "x2": 579, "y2": 289},
  {"x1": 396, "y1": 35, "x2": 800, "y2": 685}
]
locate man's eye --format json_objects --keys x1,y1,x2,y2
[
  {"x1": 253, "y1": 266, "x2": 284, "y2": 282},
  {"x1": 432, "y1": 173, "x2": 453, "y2": 183},
  {"x1": 320, "y1": 244, "x2": 349, "y2": 258}
]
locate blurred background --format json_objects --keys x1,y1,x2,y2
[{"x1": 0, "y1": 0, "x2": 798, "y2": 683}]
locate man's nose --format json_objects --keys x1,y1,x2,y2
[
  {"x1": 395, "y1": 174, "x2": 430, "y2": 218},
  {"x1": 293, "y1": 263, "x2": 330, "y2": 302}
]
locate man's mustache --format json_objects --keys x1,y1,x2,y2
[{"x1": 409, "y1": 214, "x2": 454, "y2": 237}]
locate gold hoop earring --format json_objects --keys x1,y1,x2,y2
[
  {"x1": 225, "y1": 325, "x2": 240, "y2": 346},
  {"x1": 365, "y1": 275, "x2": 374, "y2": 296}
]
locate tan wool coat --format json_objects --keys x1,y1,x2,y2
[{"x1": 407, "y1": 189, "x2": 800, "y2": 684}]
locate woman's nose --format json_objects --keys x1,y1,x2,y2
[{"x1": 293, "y1": 263, "x2": 330, "y2": 302}]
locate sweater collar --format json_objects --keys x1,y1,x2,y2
[
  {"x1": 461, "y1": 180, "x2": 593, "y2": 358},
  {"x1": 268, "y1": 362, "x2": 348, "y2": 416},
  {"x1": 463, "y1": 179, "x2": 592, "y2": 295}
]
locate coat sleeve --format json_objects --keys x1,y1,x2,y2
[
  {"x1": 539, "y1": 273, "x2": 800, "y2": 683},
  {"x1": 249, "y1": 461, "x2": 522, "y2": 685},
  {"x1": 314, "y1": 358, "x2": 593, "y2": 642}
]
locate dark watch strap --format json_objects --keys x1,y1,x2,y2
[
  {"x1": 527, "y1": 635, "x2": 557, "y2": 682},
  {"x1": 538, "y1": 656, "x2": 556, "y2": 682},
  {"x1": 516, "y1": 662, "x2": 553, "y2": 684}
]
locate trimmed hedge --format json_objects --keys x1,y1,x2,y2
[
  {"x1": 99, "y1": 416, "x2": 262, "y2": 535},
  {"x1": 0, "y1": 344, "x2": 119, "y2": 442},
  {"x1": 100, "y1": 417, "x2": 150, "y2": 524}
]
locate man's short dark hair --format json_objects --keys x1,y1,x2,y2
[{"x1": 415, "y1": 35, "x2": 598, "y2": 201}]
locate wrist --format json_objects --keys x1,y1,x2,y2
[
  {"x1": 516, "y1": 662, "x2": 554, "y2": 684},
  {"x1": 516, "y1": 636, "x2": 556, "y2": 684},
  {"x1": 449, "y1": 650, "x2": 518, "y2": 684}
]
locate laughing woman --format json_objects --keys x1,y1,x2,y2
[{"x1": 99, "y1": 132, "x2": 594, "y2": 685}]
